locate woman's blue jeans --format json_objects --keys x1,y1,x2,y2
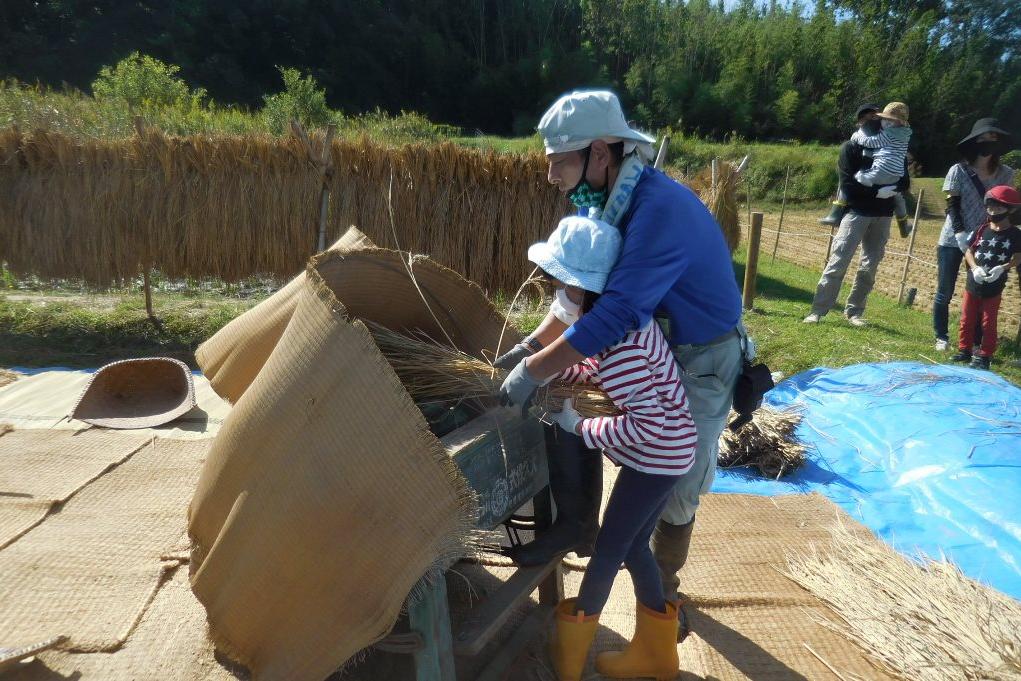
[{"x1": 933, "y1": 246, "x2": 963, "y2": 342}]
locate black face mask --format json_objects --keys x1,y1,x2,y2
[
  {"x1": 861, "y1": 119, "x2": 882, "y2": 136},
  {"x1": 988, "y1": 210, "x2": 1011, "y2": 224},
  {"x1": 976, "y1": 141, "x2": 1000, "y2": 157}
]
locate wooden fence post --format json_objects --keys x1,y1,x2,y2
[
  {"x1": 770, "y1": 165, "x2": 791, "y2": 263},
  {"x1": 654, "y1": 135, "x2": 670, "y2": 170},
  {"x1": 898, "y1": 188, "x2": 924, "y2": 305},
  {"x1": 823, "y1": 224, "x2": 837, "y2": 269},
  {"x1": 743, "y1": 212, "x2": 763, "y2": 310},
  {"x1": 317, "y1": 123, "x2": 337, "y2": 252},
  {"x1": 1015, "y1": 277, "x2": 1021, "y2": 346}
]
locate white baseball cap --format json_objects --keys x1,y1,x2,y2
[
  {"x1": 537, "y1": 90, "x2": 656, "y2": 157},
  {"x1": 527, "y1": 216, "x2": 622, "y2": 294}
]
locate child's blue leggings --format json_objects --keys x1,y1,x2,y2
[{"x1": 575, "y1": 465, "x2": 679, "y2": 615}]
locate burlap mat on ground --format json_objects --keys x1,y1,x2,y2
[
  {"x1": 0, "y1": 371, "x2": 229, "y2": 438},
  {"x1": 0, "y1": 438, "x2": 208, "y2": 651},
  {"x1": 681, "y1": 492, "x2": 850, "y2": 606},
  {"x1": 188, "y1": 248, "x2": 516, "y2": 681},
  {"x1": 196, "y1": 226, "x2": 375, "y2": 404},
  {"x1": 0, "y1": 499, "x2": 51, "y2": 552},
  {"x1": 512, "y1": 482, "x2": 894, "y2": 680},
  {"x1": 0, "y1": 429, "x2": 150, "y2": 548},
  {"x1": 681, "y1": 603, "x2": 895, "y2": 680},
  {"x1": 4, "y1": 565, "x2": 246, "y2": 681}
]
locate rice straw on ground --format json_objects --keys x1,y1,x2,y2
[
  {"x1": 784, "y1": 522, "x2": 1021, "y2": 681},
  {"x1": 718, "y1": 404, "x2": 806, "y2": 478}
]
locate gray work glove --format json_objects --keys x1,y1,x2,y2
[
  {"x1": 988, "y1": 264, "x2": 1007, "y2": 281},
  {"x1": 875, "y1": 186, "x2": 897, "y2": 199},
  {"x1": 972, "y1": 265, "x2": 989, "y2": 283},
  {"x1": 550, "y1": 398, "x2": 583, "y2": 436},
  {"x1": 956, "y1": 231, "x2": 972, "y2": 253},
  {"x1": 498, "y1": 358, "x2": 542, "y2": 416},
  {"x1": 493, "y1": 342, "x2": 533, "y2": 370}
]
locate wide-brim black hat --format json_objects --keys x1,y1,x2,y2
[{"x1": 958, "y1": 118, "x2": 1014, "y2": 152}]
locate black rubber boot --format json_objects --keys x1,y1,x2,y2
[
  {"x1": 652, "y1": 517, "x2": 695, "y2": 601},
  {"x1": 896, "y1": 215, "x2": 913, "y2": 238},
  {"x1": 652, "y1": 517, "x2": 696, "y2": 642},
  {"x1": 819, "y1": 202, "x2": 848, "y2": 226},
  {"x1": 504, "y1": 427, "x2": 602, "y2": 566},
  {"x1": 951, "y1": 350, "x2": 972, "y2": 363}
]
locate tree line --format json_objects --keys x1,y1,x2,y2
[{"x1": 1, "y1": 0, "x2": 1019, "y2": 170}]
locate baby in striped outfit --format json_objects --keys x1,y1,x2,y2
[
  {"x1": 526, "y1": 214, "x2": 692, "y2": 680},
  {"x1": 850, "y1": 101, "x2": 912, "y2": 226}
]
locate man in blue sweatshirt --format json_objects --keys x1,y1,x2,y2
[{"x1": 497, "y1": 90, "x2": 744, "y2": 611}]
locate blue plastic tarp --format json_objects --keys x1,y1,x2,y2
[{"x1": 713, "y1": 361, "x2": 1021, "y2": 600}]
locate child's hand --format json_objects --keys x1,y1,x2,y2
[
  {"x1": 988, "y1": 264, "x2": 1006, "y2": 280},
  {"x1": 550, "y1": 398, "x2": 583, "y2": 435},
  {"x1": 972, "y1": 265, "x2": 989, "y2": 283}
]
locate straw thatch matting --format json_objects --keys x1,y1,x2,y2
[
  {"x1": 0, "y1": 429, "x2": 150, "y2": 548},
  {"x1": 0, "y1": 437, "x2": 207, "y2": 652},
  {"x1": 196, "y1": 226, "x2": 376, "y2": 404},
  {"x1": 188, "y1": 248, "x2": 520, "y2": 680},
  {"x1": 786, "y1": 523, "x2": 1021, "y2": 681},
  {"x1": 0, "y1": 127, "x2": 740, "y2": 293},
  {"x1": 4, "y1": 566, "x2": 245, "y2": 681},
  {"x1": 0, "y1": 499, "x2": 51, "y2": 552}
]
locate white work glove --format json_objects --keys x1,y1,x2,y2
[
  {"x1": 853, "y1": 170, "x2": 874, "y2": 187},
  {"x1": 955, "y1": 231, "x2": 972, "y2": 253},
  {"x1": 550, "y1": 398, "x2": 583, "y2": 435},
  {"x1": 972, "y1": 266, "x2": 989, "y2": 283},
  {"x1": 987, "y1": 265, "x2": 1007, "y2": 281},
  {"x1": 875, "y1": 186, "x2": 898, "y2": 199}
]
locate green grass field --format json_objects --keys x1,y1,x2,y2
[
  {"x1": 731, "y1": 249, "x2": 1021, "y2": 385},
  {"x1": 3, "y1": 211, "x2": 1020, "y2": 384}
]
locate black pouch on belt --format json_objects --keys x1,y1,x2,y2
[{"x1": 728, "y1": 360, "x2": 774, "y2": 431}]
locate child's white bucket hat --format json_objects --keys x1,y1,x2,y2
[{"x1": 527, "y1": 216, "x2": 622, "y2": 293}]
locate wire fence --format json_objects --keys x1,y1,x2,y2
[{"x1": 748, "y1": 205, "x2": 1021, "y2": 341}]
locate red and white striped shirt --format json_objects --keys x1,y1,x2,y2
[{"x1": 555, "y1": 321, "x2": 696, "y2": 476}]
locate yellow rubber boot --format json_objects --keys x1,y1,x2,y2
[
  {"x1": 548, "y1": 598, "x2": 599, "y2": 681},
  {"x1": 595, "y1": 600, "x2": 680, "y2": 680}
]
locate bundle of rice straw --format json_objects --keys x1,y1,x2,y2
[
  {"x1": 692, "y1": 161, "x2": 742, "y2": 252},
  {"x1": 364, "y1": 321, "x2": 618, "y2": 418},
  {"x1": 785, "y1": 523, "x2": 1021, "y2": 681},
  {"x1": 718, "y1": 404, "x2": 805, "y2": 478}
]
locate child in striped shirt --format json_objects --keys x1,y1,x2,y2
[
  {"x1": 525, "y1": 215, "x2": 693, "y2": 681},
  {"x1": 827, "y1": 101, "x2": 913, "y2": 235}
]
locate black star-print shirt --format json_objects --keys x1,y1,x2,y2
[{"x1": 967, "y1": 223, "x2": 1021, "y2": 296}]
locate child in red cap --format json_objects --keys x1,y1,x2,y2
[{"x1": 952, "y1": 185, "x2": 1021, "y2": 369}]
